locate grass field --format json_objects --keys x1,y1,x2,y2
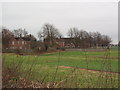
[{"x1": 2, "y1": 49, "x2": 119, "y2": 88}]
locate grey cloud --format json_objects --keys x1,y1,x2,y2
[{"x1": 2, "y1": 2, "x2": 118, "y2": 44}]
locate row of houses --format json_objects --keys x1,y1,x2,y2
[
  {"x1": 8, "y1": 34, "x2": 36, "y2": 50},
  {"x1": 6, "y1": 34, "x2": 119, "y2": 51},
  {"x1": 55, "y1": 38, "x2": 75, "y2": 48},
  {"x1": 7, "y1": 34, "x2": 75, "y2": 51}
]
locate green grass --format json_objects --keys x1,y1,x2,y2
[
  {"x1": 3, "y1": 51, "x2": 118, "y2": 72},
  {"x1": 40, "y1": 49, "x2": 118, "y2": 57},
  {"x1": 38, "y1": 50, "x2": 118, "y2": 72},
  {"x1": 3, "y1": 49, "x2": 119, "y2": 88}
]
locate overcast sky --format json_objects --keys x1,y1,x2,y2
[{"x1": 2, "y1": 2, "x2": 118, "y2": 44}]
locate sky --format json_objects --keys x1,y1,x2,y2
[{"x1": 1, "y1": 2, "x2": 118, "y2": 44}]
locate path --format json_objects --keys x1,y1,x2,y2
[{"x1": 59, "y1": 66, "x2": 119, "y2": 75}]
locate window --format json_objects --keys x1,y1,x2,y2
[
  {"x1": 20, "y1": 46, "x2": 22, "y2": 49},
  {"x1": 12, "y1": 41, "x2": 14, "y2": 45},
  {"x1": 18, "y1": 41, "x2": 20, "y2": 45},
  {"x1": 11, "y1": 47, "x2": 14, "y2": 49},
  {"x1": 22, "y1": 41, "x2": 24, "y2": 45}
]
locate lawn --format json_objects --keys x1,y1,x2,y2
[{"x1": 2, "y1": 49, "x2": 119, "y2": 88}]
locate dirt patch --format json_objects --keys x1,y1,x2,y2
[
  {"x1": 4, "y1": 50, "x2": 65, "y2": 56},
  {"x1": 59, "y1": 66, "x2": 119, "y2": 75},
  {"x1": 23, "y1": 50, "x2": 65, "y2": 56}
]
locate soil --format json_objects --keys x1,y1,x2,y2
[{"x1": 59, "y1": 66, "x2": 119, "y2": 75}]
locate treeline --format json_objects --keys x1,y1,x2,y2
[
  {"x1": 67, "y1": 27, "x2": 112, "y2": 48},
  {"x1": 37, "y1": 23, "x2": 112, "y2": 48},
  {"x1": 1, "y1": 23, "x2": 112, "y2": 50}
]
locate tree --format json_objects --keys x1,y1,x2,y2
[
  {"x1": 28, "y1": 34, "x2": 37, "y2": 50},
  {"x1": 12, "y1": 28, "x2": 28, "y2": 37},
  {"x1": 67, "y1": 28, "x2": 112, "y2": 48},
  {"x1": 2, "y1": 28, "x2": 13, "y2": 49},
  {"x1": 67, "y1": 27, "x2": 80, "y2": 48},
  {"x1": 91, "y1": 32, "x2": 103, "y2": 47},
  {"x1": 38, "y1": 23, "x2": 61, "y2": 49},
  {"x1": 118, "y1": 41, "x2": 120, "y2": 47},
  {"x1": 38, "y1": 31, "x2": 44, "y2": 41},
  {"x1": 23, "y1": 29, "x2": 28, "y2": 36},
  {"x1": 88, "y1": 32, "x2": 94, "y2": 47},
  {"x1": 67, "y1": 28, "x2": 90, "y2": 48},
  {"x1": 79, "y1": 30, "x2": 89, "y2": 48},
  {"x1": 67, "y1": 28, "x2": 74, "y2": 38},
  {"x1": 88, "y1": 32, "x2": 111, "y2": 48},
  {"x1": 101, "y1": 35, "x2": 112, "y2": 47}
]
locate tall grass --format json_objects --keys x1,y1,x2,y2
[{"x1": 2, "y1": 48, "x2": 119, "y2": 88}]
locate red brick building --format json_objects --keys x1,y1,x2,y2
[
  {"x1": 43, "y1": 37, "x2": 75, "y2": 48},
  {"x1": 8, "y1": 34, "x2": 36, "y2": 50},
  {"x1": 55, "y1": 38, "x2": 75, "y2": 48}
]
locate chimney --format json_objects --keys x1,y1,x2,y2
[
  {"x1": 12, "y1": 35, "x2": 14, "y2": 37},
  {"x1": 11, "y1": 35, "x2": 14, "y2": 38},
  {"x1": 60, "y1": 36, "x2": 61, "y2": 39},
  {"x1": 29, "y1": 34, "x2": 31, "y2": 37},
  {"x1": 20, "y1": 34, "x2": 22, "y2": 38}
]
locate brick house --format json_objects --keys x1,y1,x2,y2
[
  {"x1": 55, "y1": 38, "x2": 75, "y2": 48},
  {"x1": 8, "y1": 34, "x2": 36, "y2": 50},
  {"x1": 43, "y1": 37, "x2": 75, "y2": 48}
]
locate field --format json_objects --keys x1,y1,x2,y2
[{"x1": 2, "y1": 49, "x2": 119, "y2": 88}]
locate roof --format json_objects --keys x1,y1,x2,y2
[
  {"x1": 22, "y1": 37, "x2": 31, "y2": 41},
  {"x1": 13, "y1": 36, "x2": 36, "y2": 41},
  {"x1": 55, "y1": 38, "x2": 74, "y2": 42}
]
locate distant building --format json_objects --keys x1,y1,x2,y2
[
  {"x1": 55, "y1": 38, "x2": 75, "y2": 48},
  {"x1": 8, "y1": 34, "x2": 36, "y2": 50}
]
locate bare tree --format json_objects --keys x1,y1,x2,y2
[
  {"x1": 67, "y1": 28, "x2": 112, "y2": 48},
  {"x1": 91, "y1": 32, "x2": 102, "y2": 47},
  {"x1": 12, "y1": 28, "x2": 28, "y2": 37},
  {"x1": 2, "y1": 28, "x2": 13, "y2": 49},
  {"x1": 79, "y1": 30, "x2": 89, "y2": 48},
  {"x1": 38, "y1": 23, "x2": 61, "y2": 50},
  {"x1": 101, "y1": 35, "x2": 112, "y2": 47},
  {"x1": 68, "y1": 27, "x2": 80, "y2": 38},
  {"x1": 67, "y1": 28, "x2": 74, "y2": 38},
  {"x1": 38, "y1": 31, "x2": 44, "y2": 41},
  {"x1": 23, "y1": 29, "x2": 28, "y2": 36},
  {"x1": 67, "y1": 27, "x2": 81, "y2": 48}
]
